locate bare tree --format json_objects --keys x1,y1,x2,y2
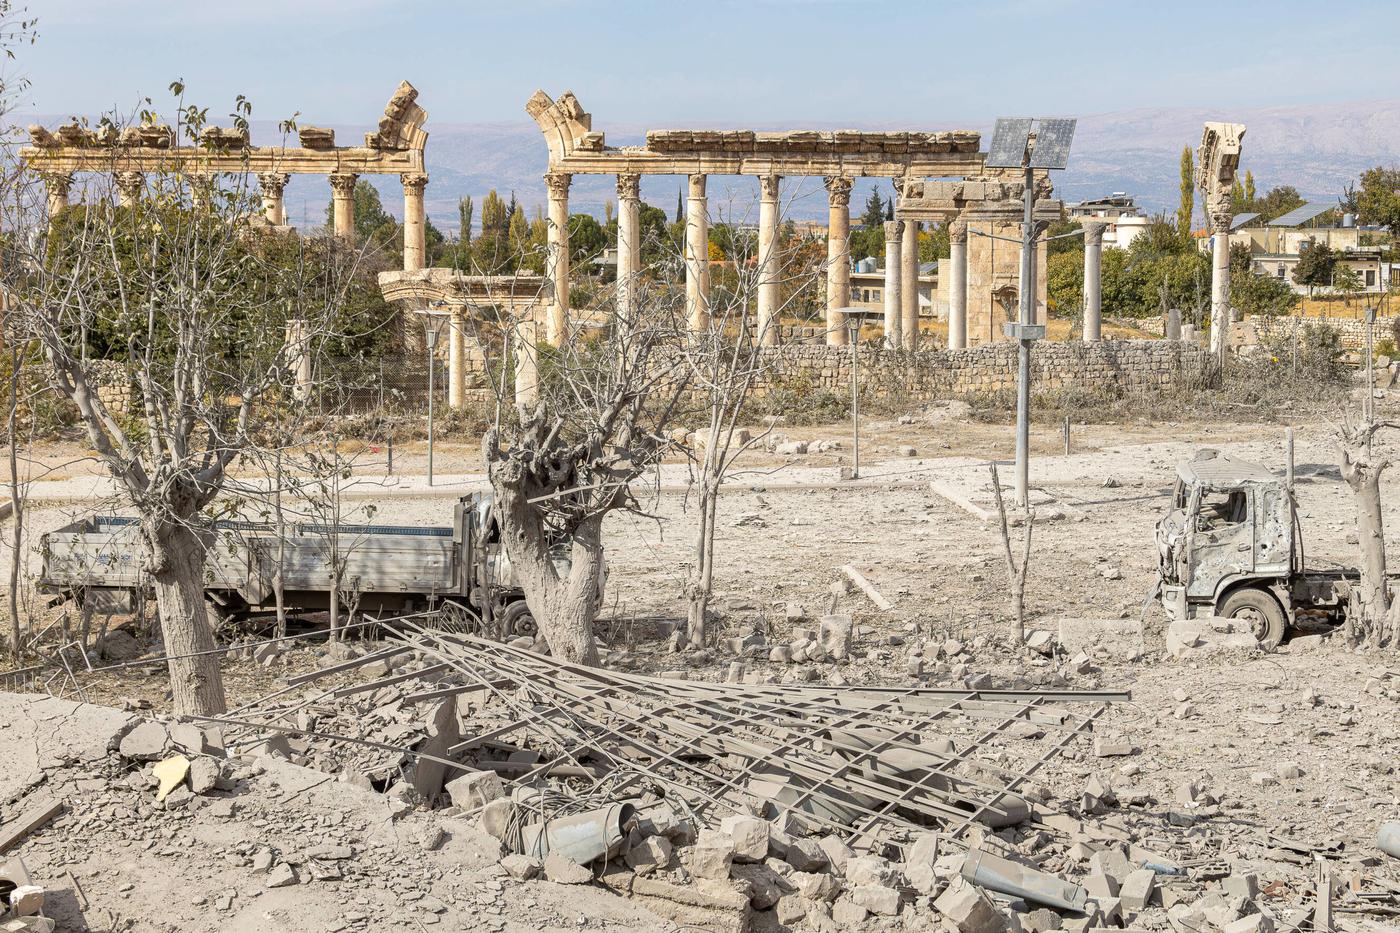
[
  {"x1": 989, "y1": 462, "x2": 1034, "y2": 644},
  {"x1": 1339, "y1": 418, "x2": 1400, "y2": 647},
  {"x1": 483, "y1": 288, "x2": 690, "y2": 664},
  {"x1": 4, "y1": 93, "x2": 369, "y2": 713}
]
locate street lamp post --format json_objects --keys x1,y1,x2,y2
[{"x1": 985, "y1": 117, "x2": 1076, "y2": 507}]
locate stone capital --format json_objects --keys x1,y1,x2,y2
[
  {"x1": 824, "y1": 176, "x2": 853, "y2": 207},
  {"x1": 1209, "y1": 210, "x2": 1234, "y2": 235},
  {"x1": 1082, "y1": 220, "x2": 1107, "y2": 246},
  {"x1": 114, "y1": 171, "x2": 144, "y2": 199},
  {"x1": 257, "y1": 172, "x2": 290, "y2": 195},
  {"x1": 615, "y1": 172, "x2": 640, "y2": 201},
  {"x1": 401, "y1": 172, "x2": 429, "y2": 194},
  {"x1": 948, "y1": 218, "x2": 968, "y2": 244},
  {"x1": 687, "y1": 173, "x2": 707, "y2": 199},
  {"x1": 544, "y1": 171, "x2": 572, "y2": 199},
  {"x1": 328, "y1": 172, "x2": 359, "y2": 196},
  {"x1": 759, "y1": 174, "x2": 782, "y2": 200},
  {"x1": 883, "y1": 219, "x2": 901, "y2": 240}
]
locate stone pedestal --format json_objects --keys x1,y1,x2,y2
[
  {"x1": 685, "y1": 173, "x2": 710, "y2": 332},
  {"x1": 284, "y1": 319, "x2": 313, "y2": 402},
  {"x1": 1082, "y1": 221, "x2": 1106, "y2": 342},
  {"x1": 616, "y1": 173, "x2": 641, "y2": 321},
  {"x1": 329, "y1": 173, "x2": 358, "y2": 242},
  {"x1": 757, "y1": 174, "x2": 782, "y2": 345},
  {"x1": 258, "y1": 172, "x2": 289, "y2": 226},
  {"x1": 545, "y1": 171, "x2": 572, "y2": 345},
  {"x1": 402, "y1": 173, "x2": 429, "y2": 272},
  {"x1": 824, "y1": 176, "x2": 852, "y2": 346},
  {"x1": 901, "y1": 219, "x2": 920, "y2": 349},
  {"x1": 115, "y1": 172, "x2": 144, "y2": 208},
  {"x1": 883, "y1": 221, "x2": 902, "y2": 349},
  {"x1": 948, "y1": 219, "x2": 968, "y2": 350}
]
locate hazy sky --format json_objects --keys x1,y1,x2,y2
[{"x1": 19, "y1": 0, "x2": 1400, "y2": 126}]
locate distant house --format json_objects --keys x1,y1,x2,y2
[
  {"x1": 1219, "y1": 202, "x2": 1391, "y2": 294},
  {"x1": 847, "y1": 257, "x2": 937, "y2": 315},
  {"x1": 1067, "y1": 192, "x2": 1151, "y2": 251}
]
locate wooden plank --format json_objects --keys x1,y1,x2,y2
[{"x1": 0, "y1": 797, "x2": 63, "y2": 853}]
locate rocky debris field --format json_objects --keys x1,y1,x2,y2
[{"x1": 4, "y1": 423, "x2": 1400, "y2": 931}]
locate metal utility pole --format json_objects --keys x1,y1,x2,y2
[{"x1": 986, "y1": 117, "x2": 1076, "y2": 507}]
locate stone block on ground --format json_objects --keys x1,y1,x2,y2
[
  {"x1": 445, "y1": 769, "x2": 505, "y2": 810},
  {"x1": 934, "y1": 878, "x2": 1009, "y2": 933},
  {"x1": 818, "y1": 614, "x2": 854, "y2": 660},
  {"x1": 1056, "y1": 618, "x2": 1141, "y2": 656},
  {"x1": 543, "y1": 852, "x2": 593, "y2": 884},
  {"x1": 118, "y1": 721, "x2": 170, "y2": 761},
  {"x1": 691, "y1": 829, "x2": 735, "y2": 880},
  {"x1": 720, "y1": 814, "x2": 770, "y2": 862}
]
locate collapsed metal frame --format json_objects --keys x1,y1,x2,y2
[{"x1": 222, "y1": 612, "x2": 1126, "y2": 854}]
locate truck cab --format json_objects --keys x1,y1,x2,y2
[{"x1": 1155, "y1": 450, "x2": 1301, "y2": 647}]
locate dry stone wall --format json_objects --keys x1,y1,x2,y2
[
  {"x1": 754, "y1": 339, "x2": 1210, "y2": 399},
  {"x1": 1249, "y1": 314, "x2": 1395, "y2": 351}
]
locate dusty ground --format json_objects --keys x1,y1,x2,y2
[{"x1": 2, "y1": 406, "x2": 1399, "y2": 930}]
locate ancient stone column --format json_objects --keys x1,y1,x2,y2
[
  {"x1": 258, "y1": 172, "x2": 289, "y2": 226},
  {"x1": 901, "y1": 219, "x2": 920, "y2": 349},
  {"x1": 402, "y1": 172, "x2": 429, "y2": 272},
  {"x1": 513, "y1": 315, "x2": 540, "y2": 414},
  {"x1": 43, "y1": 173, "x2": 72, "y2": 219},
  {"x1": 328, "y1": 173, "x2": 358, "y2": 242},
  {"x1": 448, "y1": 308, "x2": 466, "y2": 409},
  {"x1": 757, "y1": 174, "x2": 782, "y2": 346},
  {"x1": 883, "y1": 220, "x2": 903, "y2": 349},
  {"x1": 948, "y1": 219, "x2": 968, "y2": 350},
  {"x1": 284, "y1": 319, "x2": 313, "y2": 402},
  {"x1": 824, "y1": 176, "x2": 852, "y2": 347},
  {"x1": 1209, "y1": 219, "x2": 1231, "y2": 355},
  {"x1": 544, "y1": 171, "x2": 572, "y2": 345},
  {"x1": 1082, "y1": 221, "x2": 1106, "y2": 342},
  {"x1": 616, "y1": 173, "x2": 641, "y2": 322},
  {"x1": 189, "y1": 174, "x2": 213, "y2": 213},
  {"x1": 685, "y1": 173, "x2": 711, "y2": 332},
  {"x1": 115, "y1": 172, "x2": 143, "y2": 208}
]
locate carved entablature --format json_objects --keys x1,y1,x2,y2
[
  {"x1": 22, "y1": 82, "x2": 428, "y2": 179},
  {"x1": 366, "y1": 81, "x2": 428, "y2": 152},
  {"x1": 895, "y1": 175, "x2": 1060, "y2": 223},
  {"x1": 1196, "y1": 121, "x2": 1246, "y2": 233}
]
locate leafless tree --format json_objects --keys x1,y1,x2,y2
[
  {"x1": 989, "y1": 462, "x2": 1034, "y2": 644},
  {"x1": 1339, "y1": 418, "x2": 1400, "y2": 647},
  {"x1": 482, "y1": 280, "x2": 691, "y2": 664},
  {"x1": 3, "y1": 93, "x2": 370, "y2": 713}
]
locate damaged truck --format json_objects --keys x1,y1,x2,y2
[
  {"x1": 38, "y1": 492, "x2": 574, "y2": 637},
  {"x1": 1154, "y1": 449, "x2": 1361, "y2": 648}
]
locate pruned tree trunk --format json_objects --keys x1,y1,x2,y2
[
  {"x1": 686, "y1": 465, "x2": 721, "y2": 648},
  {"x1": 489, "y1": 445, "x2": 602, "y2": 665},
  {"x1": 1340, "y1": 433, "x2": 1392, "y2": 646},
  {"x1": 144, "y1": 520, "x2": 227, "y2": 715}
]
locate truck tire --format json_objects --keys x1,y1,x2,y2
[
  {"x1": 498, "y1": 600, "x2": 536, "y2": 639},
  {"x1": 1217, "y1": 587, "x2": 1287, "y2": 649}
]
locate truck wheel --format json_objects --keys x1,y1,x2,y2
[
  {"x1": 1217, "y1": 588, "x2": 1286, "y2": 649},
  {"x1": 498, "y1": 601, "x2": 536, "y2": 639}
]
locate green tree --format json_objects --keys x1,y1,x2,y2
[
  {"x1": 1130, "y1": 213, "x2": 1193, "y2": 257},
  {"x1": 1256, "y1": 186, "x2": 1305, "y2": 223},
  {"x1": 1292, "y1": 241, "x2": 1337, "y2": 292},
  {"x1": 568, "y1": 213, "x2": 607, "y2": 266},
  {"x1": 1230, "y1": 243, "x2": 1298, "y2": 317},
  {"x1": 475, "y1": 190, "x2": 512, "y2": 272},
  {"x1": 1046, "y1": 249, "x2": 1084, "y2": 317},
  {"x1": 918, "y1": 222, "x2": 950, "y2": 262},
  {"x1": 1244, "y1": 170, "x2": 1257, "y2": 204},
  {"x1": 1177, "y1": 146, "x2": 1195, "y2": 241},
  {"x1": 1045, "y1": 217, "x2": 1083, "y2": 257},
  {"x1": 1356, "y1": 167, "x2": 1400, "y2": 237},
  {"x1": 458, "y1": 195, "x2": 474, "y2": 240}
]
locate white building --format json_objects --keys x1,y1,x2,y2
[{"x1": 1068, "y1": 193, "x2": 1150, "y2": 251}]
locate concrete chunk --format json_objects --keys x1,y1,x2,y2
[
  {"x1": 543, "y1": 852, "x2": 593, "y2": 884},
  {"x1": 445, "y1": 770, "x2": 504, "y2": 810},
  {"x1": 691, "y1": 829, "x2": 734, "y2": 880},
  {"x1": 1119, "y1": 869, "x2": 1156, "y2": 911},
  {"x1": 934, "y1": 879, "x2": 1008, "y2": 933},
  {"x1": 720, "y1": 814, "x2": 769, "y2": 862},
  {"x1": 118, "y1": 722, "x2": 170, "y2": 761},
  {"x1": 851, "y1": 883, "x2": 901, "y2": 916}
]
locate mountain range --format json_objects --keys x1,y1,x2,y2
[{"x1": 18, "y1": 98, "x2": 1400, "y2": 234}]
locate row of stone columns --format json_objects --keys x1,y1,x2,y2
[{"x1": 40, "y1": 169, "x2": 428, "y2": 272}]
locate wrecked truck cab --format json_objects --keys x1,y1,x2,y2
[{"x1": 1155, "y1": 450, "x2": 1296, "y2": 648}]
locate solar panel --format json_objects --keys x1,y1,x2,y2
[
  {"x1": 1028, "y1": 118, "x2": 1076, "y2": 169},
  {"x1": 986, "y1": 118, "x2": 1032, "y2": 168},
  {"x1": 1266, "y1": 202, "x2": 1332, "y2": 227},
  {"x1": 1229, "y1": 212, "x2": 1260, "y2": 230}
]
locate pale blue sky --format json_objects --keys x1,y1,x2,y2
[{"x1": 20, "y1": 0, "x2": 1400, "y2": 126}]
